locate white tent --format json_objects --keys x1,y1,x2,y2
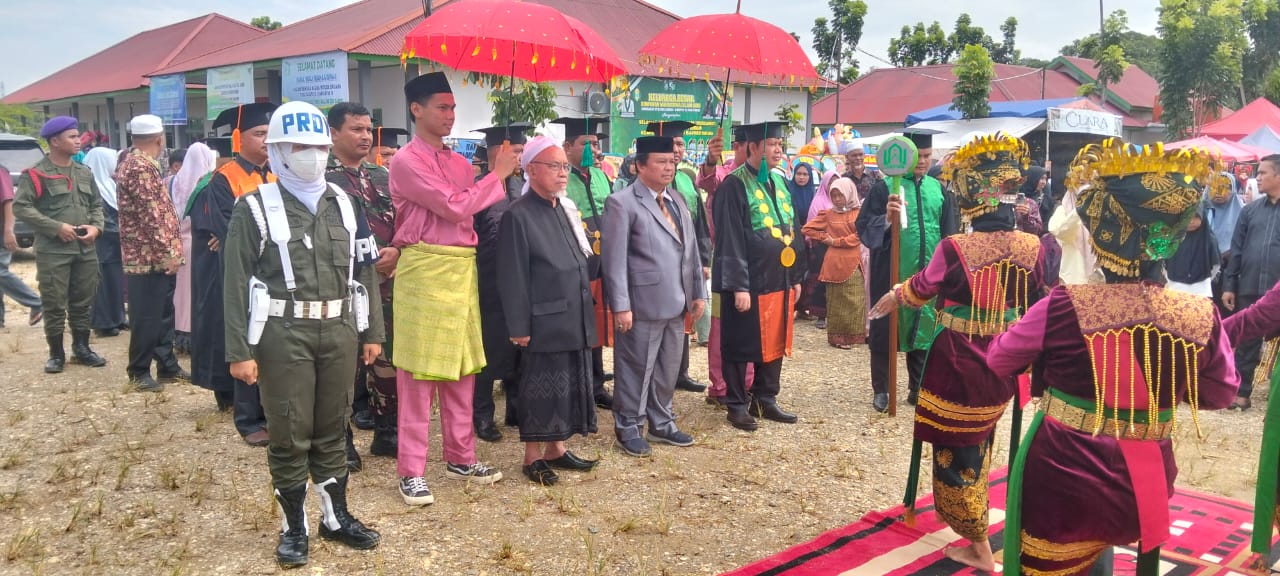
[
  {"x1": 903, "y1": 117, "x2": 1045, "y2": 151},
  {"x1": 1240, "y1": 126, "x2": 1280, "y2": 154}
]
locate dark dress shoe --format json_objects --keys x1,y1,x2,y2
[
  {"x1": 546, "y1": 451, "x2": 599, "y2": 471},
  {"x1": 475, "y1": 421, "x2": 503, "y2": 443},
  {"x1": 705, "y1": 395, "x2": 727, "y2": 410},
  {"x1": 94, "y1": 328, "x2": 120, "y2": 337},
  {"x1": 244, "y1": 429, "x2": 271, "y2": 447},
  {"x1": 351, "y1": 409, "x2": 375, "y2": 430},
  {"x1": 130, "y1": 374, "x2": 164, "y2": 393},
  {"x1": 157, "y1": 368, "x2": 191, "y2": 383},
  {"x1": 750, "y1": 400, "x2": 798, "y2": 423},
  {"x1": 522, "y1": 460, "x2": 558, "y2": 485},
  {"x1": 873, "y1": 393, "x2": 889, "y2": 413},
  {"x1": 727, "y1": 410, "x2": 758, "y2": 431},
  {"x1": 602, "y1": 372, "x2": 614, "y2": 382},
  {"x1": 675, "y1": 377, "x2": 708, "y2": 393},
  {"x1": 906, "y1": 388, "x2": 919, "y2": 406},
  {"x1": 594, "y1": 393, "x2": 614, "y2": 410}
]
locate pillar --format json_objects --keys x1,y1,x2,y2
[
  {"x1": 358, "y1": 59, "x2": 372, "y2": 107},
  {"x1": 267, "y1": 70, "x2": 282, "y2": 104},
  {"x1": 105, "y1": 97, "x2": 118, "y2": 148}
]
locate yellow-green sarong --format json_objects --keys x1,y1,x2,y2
[{"x1": 392, "y1": 243, "x2": 485, "y2": 381}]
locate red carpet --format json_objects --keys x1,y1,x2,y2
[{"x1": 725, "y1": 470, "x2": 1276, "y2": 575}]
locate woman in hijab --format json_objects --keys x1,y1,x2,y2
[
  {"x1": 802, "y1": 177, "x2": 866, "y2": 348},
  {"x1": 1205, "y1": 172, "x2": 1243, "y2": 257},
  {"x1": 1016, "y1": 165, "x2": 1046, "y2": 235},
  {"x1": 788, "y1": 162, "x2": 818, "y2": 228},
  {"x1": 83, "y1": 147, "x2": 126, "y2": 336},
  {"x1": 168, "y1": 143, "x2": 217, "y2": 354},
  {"x1": 612, "y1": 155, "x2": 637, "y2": 193},
  {"x1": 1166, "y1": 204, "x2": 1220, "y2": 297},
  {"x1": 800, "y1": 170, "x2": 840, "y2": 326}
]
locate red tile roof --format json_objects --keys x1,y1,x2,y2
[
  {"x1": 810, "y1": 63, "x2": 1146, "y2": 128},
  {"x1": 1050, "y1": 56, "x2": 1160, "y2": 111},
  {"x1": 2, "y1": 14, "x2": 265, "y2": 104},
  {"x1": 149, "y1": 0, "x2": 822, "y2": 88}
]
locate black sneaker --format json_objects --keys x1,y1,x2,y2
[
  {"x1": 646, "y1": 429, "x2": 694, "y2": 447},
  {"x1": 398, "y1": 476, "x2": 434, "y2": 506},
  {"x1": 130, "y1": 374, "x2": 164, "y2": 393},
  {"x1": 444, "y1": 462, "x2": 503, "y2": 484},
  {"x1": 157, "y1": 368, "x2": 191, "y2": 383}
]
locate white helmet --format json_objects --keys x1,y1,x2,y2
[{"x1": 266, "y1": 101, "x2": 331, "y2": 146}]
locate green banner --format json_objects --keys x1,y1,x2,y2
[{"x1": 611, "y1": 77, "x2": 733, "y2": 165}]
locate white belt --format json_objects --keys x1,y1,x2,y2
[{"x1": 268, "y1": 298, "x2": 346, "y2": 320}]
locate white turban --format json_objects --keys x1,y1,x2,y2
[{"x1": 520, "y1": 136, "x2": 594, "y2": 258}]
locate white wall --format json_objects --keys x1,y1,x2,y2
[{"x1": 739, "y1": 86, "x2": 810, "y2": 151}]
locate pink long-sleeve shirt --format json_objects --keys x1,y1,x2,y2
[{"x1": 389, "y1": 136, "x2": 505, "y2": 248}]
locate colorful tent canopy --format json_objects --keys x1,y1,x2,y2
[
  {"x1": 1165, "y1": 136, "x2": 1275, "y2": 162},
  {"x1": 1200, "y1": 98, "x2": 1280, "y2": 141},
  {"x1": 905, "y1": 97, "x2": 1095, "y2": 124},
  {"x1": 1240, "y1": 126, "x2": 1280, "y2": 154}
]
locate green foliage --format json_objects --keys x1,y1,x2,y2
[
  {"x1": 887, "y1": 14, "x2": 1017, "y2": 66},
  {"x1": 811, "y1": 1, "x2": 868, "y2": 84},
  {"x1": 992, "y1": 17, "x2": 1021, "y2": 64},
  {"x1": 484, "y1": 77, "x2": 558, "y2": 127},
  {"x1": 774, "y1": 103, "x2": 804, "y2": 150},
  {"x1": 952, "y1": 45, "x2": 995, "y2": 119},
  {"x1": 1096, "y1": 44, "x2": 1131, "y2": 90},
  {"x1": 1244, "y1": 0, "x2": 1280, "y2": 100},
  {"x1": 1157, "y1": 0, "x2": 1249, "y2": 138},
  {"x1": 0, "y1": 103, "x2": 42, "y2": 138},
  {"x1": 1017, "y1": 57, "x2": 1052, "y2": 69},
  {"x1": 1061, "y1": 11, "x2": 1164, "y2": 78},
  {"x1": 1265, "y1": 67, "x2": 1280, "y2": 105},
  {"x1": 1077, "y1": 82, "x2": 1100, "y2": 97},
  {"x1": 249, "y1": 16, "x2": 282, "y2": 31}
]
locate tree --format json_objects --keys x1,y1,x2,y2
[
  {"x1": 1096, "y1": 43, "x2": 1130, "y2": 97},
  {"x1": 250, "y1": 16, "x2": 282, "y2": 31},
  {"x1": 1061, "y1": 12, "x2": 1163, "y2": 79},
  {"x1": 1157, "y1": 0, "x2": 1248, "y2": 138},
  {"x1": 1244, "y1": 0, "x2": 1280, "y2": 99},
  {"x1": 991, "y1": 17, "x2": 1021, "y2": 64},
  {"x1": 952, "y1": 44, "x2": 995, "y2": 119},
  {"x1": 811, "y1": 0, "x2": 868, "y2": 84},
  {"x1": 1265, "y1": 67, "x2": 1280, "y2": 105},
  {"x1": 949, "y1": 14, "x2": 995, "y2": 59},
  {"x1": 886, "y1": 14, "x2": 1016, "y2": 66},
  {"x1": 774, "y1": 103, "x2": 804, "y2": 150},
  {"x1": 0, "y1": 103, "x2": 41, "y2": 137},
  {"x1": 484, "y1": 77, "x2": 558, "y2": 127},
  {"x1": 1077, "y1": 83, "x2": 1100, "y2": 97}
]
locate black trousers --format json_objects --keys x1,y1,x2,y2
[
  {"x1": 234, "y1": 379, "x2": 266, "y2": 436},
  {"x1": 591, "y1": 347, "x2": 608, "y2": 398},
  {"x1": 1234, "y1": 294, "x2": 1264, "y2": 399},
  {"x1": 723, "y1": 359, "x2": 783, "y2": 410},
  {"x1": 870, "y1": 348, "x2": 927, "y2": 397},
  {"x1": 678, "y1": 337, "x2": 693, "y2": 381},
  {"x1": 125, "y1": 273, "x2": 180, "y2": 378},
  {"x1": 475, "y1": 343, "x2": 521, "y2": 425}
]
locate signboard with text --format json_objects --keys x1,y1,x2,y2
[
  {"x1": 282, "y1": 51, "x2": 349, "y2": 111},
  {"x1": 610, "y1": 76, "x2": 733, "y2": 165},
  {"x1": 1047, "y1": 107, "x2": 1123, "y2": 137},
  {"x1": 206, "y1": 64, "x2": 255, "y2": 122},
  {"x1": 148, "y1": 74, "x2": 187, "y2": 125}
]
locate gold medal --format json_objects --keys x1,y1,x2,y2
[
  {"x1": 759, "y1": 204, "x2": 770, "y2": 214},
  {"x1": 592, "y1": 239, "x2": 601, "y2": 255},
  {"x1": 770, "y1": 227, "x2": 783, "y2": 239},
  {"x1": 780, "y1": 246, "x2": 796, "y2": 268},
  {"x1": 763, "y1": 216, "x2": 775, "y2": 227}
]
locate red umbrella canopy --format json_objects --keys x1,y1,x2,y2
[
  {"x1": 639, "y1": 12, "x2": 820, "y2": 87},
  {"x1": 402, "y1": 0, "x2": 627, "y2": 83}
]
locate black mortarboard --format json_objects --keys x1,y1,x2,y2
[
  {"x1": 206, "y1": 137, "x2": 233, "y2": 158},
  {"x1": 635, "y1": 136, "x2": 674, "y2": 155},
  {"x1": 404, "y1": 72, "x2": 452, "y2": 103},
  {"x1": 732, "y1": 125, "x2": 747, "y2": 143},
  {"x1": 373, "y1": 127, "x2": 409, "y2": 149},
  {"x1": 473, "y1": 123, "x2": 532, "y2": 147},
  {"x1": 473, "y1": 146, "x2": 488, "y2": 164},
  {"x1": 740, "y1": 121, "x2": 786, "y2": 143},
  {"x1": 903, "y1": 127, "x2": 940, "y2": 149},
  {"x1": 212, "y1": 102, "x2": 276, "y2": 132},
  {"x1": 646, "y1": 121, "x2": 694, "y2": 139},
  {"x1": 552, "y1": 116, "x2": 609, "y2": 140}
]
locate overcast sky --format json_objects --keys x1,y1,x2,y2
[{"x1": 0, "y1": 0, "x2": 1160, "y2": 95}]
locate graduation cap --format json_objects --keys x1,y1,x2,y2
[
  {"x1": 732, "y1": 125, "x2": 748, "y2": 144},
  {"x1": 903, "y1": 127, "x2": 940, "y2": 150},
  {"x1": 404, "y1": 72, "x2": 452, "y2": 103},
  {"x1": 635, "y1": 136, "x2": 674, "y2": 155},
  {"x1": 206, "y1": 137, "x2": 233, "y2": 159},
  {"x1": 473, "y1": 123, "x2": 532, "y2": 147},
  {"x1": 646, "y1": 121, "x2": 694, "y2": 139},
  {"x1": 739, "y1": 121, "x2": 787, "y2": 143},
  {"x1": 472, "y1": 145, "x2": 488, "y2": 165},
  {"x1": 212, "y1": 102, "x2": 276, "y2": 155},
  {"x1": 373, "y1": 127, "x2": 409, "y2": 149},
  {"x1": 552, "y1": 116, "x2": 609, "y2": 140}
]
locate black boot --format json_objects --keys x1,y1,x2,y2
[
  {"x1": 273, "y1": 484, "x2": 309, "y2": 567},
  {"x1": 70, "y1": 330, "x2": 107, "y2": 367},
  {"x1": 315, "y1": 475, "x2": 381, "y2": 550},
  {"x1": 369, "y1": 412, "x2": 398, "y2": 457},
  {"x1": 345, "y1": 426, "x2": 362, "y2": 472},
  {"x1": 44, "y1": 335, "x2": 65, "y2": 374}
]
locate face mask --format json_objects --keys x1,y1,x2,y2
[{"x1": 288, "y1": 148, "x2": 328, "y2": 181}]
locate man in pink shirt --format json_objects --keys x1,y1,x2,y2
[
  {"x1": 696, "y1": 126, "x2": 754, "y2": 405},
  {"x1": 388, "y1": 72, "x2": 518, "y2": 506}
]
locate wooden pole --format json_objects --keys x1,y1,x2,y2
[{"x1": 888, "y1": 175, "x2": 901, "y2": 417}]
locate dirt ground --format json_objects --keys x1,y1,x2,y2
[{"x1": 0, "y1": 252, "x2": 1267, "y2": 575}]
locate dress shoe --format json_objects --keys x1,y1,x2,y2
[
  {"x1": 646, "y1": 429, "x2": 694, "y2": 447},
  {"x1": 44, "y1": 335, "x2": 65, "y2": 374},
  {"x1": 369, "y1": 413, "x2": 398, "y2": 457},
  {"x1": 157, "y1": 367, "x2": 191, "y2": 384},
  {"x1": 675, "y1": 377, "x2": 708, "y2": 393},
  {"x1": 70, "y1": 331, "x2": 107, "y2": 367},
  {"x1": 594, "y1": 392, "x2": 614, "y2": 410},
  {"x1": 615, "y1": 436, "x2": 652, "y2": 457},
  {"x1": 130, "y1": 373, "x2": 165, "y2": 393},
  {"x1": 906, "y1": 388, "x2": 919, "y2": 406},
  {"x1": 345, "y1": 426, "x2": 362, "y2": 472},
  {"x1": 726, "y1": 409, "x2": 758, "y2": 431},
  {"x1": 244, "y1": 429, "x2": 270, "y2": 447},
  {"x1": 522, "y1": 460, "x2": 558, "y2": 485},
  {"x1": 273, "y1": 483, "x2": 310, "y2": 567},
  {"x1": 95, "y1": 328, "x2": 120, "y2": 338},
  {"x1": 27, "y1": 308, "x2": 42, "y2": 327},
  {"x1": 705, "y1": 395, "x2": 727, "y2": 410},
  {"x1": 873, "y1": 393, "x2": 889, "y2": 413},
  {"x1": 601, "y1": 372, "x2": 614, "y2": 382},
  {"x1": 749, "y1": 399, "x2": 798, "y2": 423},
  {"x1": 315, "y1": 476, "x2": 380, "y2": 550},
  {"x1": 546, "y1": 450, "x2": 599, "y2": 471},
  {"x1": 475, "y1": 420, "x2": 503, "y2": 443},
  {"x1": 351, "y1": 409, "x2": 375, "y2": 431}
]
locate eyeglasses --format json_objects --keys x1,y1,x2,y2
[{"x1": 530, "y1": 161, "x2": 571, "y2": 173}]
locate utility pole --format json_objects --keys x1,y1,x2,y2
[
  {"x1": 422, "y1": 0, "x2": 432, "y2": 17},
  {"x1": 833, "y1": 35, "x2": 842, "y2": 125},
  {"x1": 1098, "y1": 0, "x2": 1108, "y2": 109}
]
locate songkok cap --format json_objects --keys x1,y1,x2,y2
[
  {"x1": 473, "y1": 123, "x2": 532, "y2": 147},
  {"x1": 404, "y1": 72, "x2": 452, "y2": 103},
  {"x1": 635, "y1": 136, "x2": 675, "y2": 155},
  {"x1": 903, "y1": 127, "x2": 940, "y2": 149},
  {"x1": 739, "y1": 121, "x2": 786, "y2": 143},
  {"x1": 212, "y1": 102, "x2": 276, "y2": 132},
  {"x1": 128, "y1": 114, "x2": 164, "y2": 136},
  {"x1": 552, "y1": 116, "x2": 609, "y2": 140},
  {"x1": 646, "y1": 121, "x2": 694, "y2": 139},
  {"x1": 40, "y1": 116, "x2": 78, "y2": 139}
]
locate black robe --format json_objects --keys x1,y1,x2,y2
[
  {"x1": 475, "y1": 174, "x2": 525, "y2": 383},
  {"x1": 710, "y1": 164, "x2": 806, "y2": 363}
]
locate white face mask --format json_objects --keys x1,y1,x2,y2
[{"x1": 287, "y1": 148, "x2": 328, "y2": 181}]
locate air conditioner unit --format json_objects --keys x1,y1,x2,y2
[{"x1": 582, "y1": 91, "x2": 610, "y2": 115}]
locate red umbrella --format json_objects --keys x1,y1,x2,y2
[
  {"x1": 638, "y1": 2, "x2": 821, "y2": 88},
  {"x1": 402, "y1": 0, "x2": 627, "y2": 84}
]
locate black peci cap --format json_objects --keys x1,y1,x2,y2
[
  {"x1": 635, "y1": 136, "x2": 675, "y2": 155},
  {"x1": 404, "y1": 71, "x2": 452, "y2": 103}
]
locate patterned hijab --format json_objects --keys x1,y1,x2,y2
[
  {"x1": 1067, "y1": 139, "x2": 1220, "y2": 278},
  {"x1": 943, "y1": 133, "x2": 1030, "y2": 221}
]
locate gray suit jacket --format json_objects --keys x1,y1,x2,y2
[{"x1": 602, "y1": 180, "x2": 706, "y2": 321}]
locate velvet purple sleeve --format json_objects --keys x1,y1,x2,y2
[
  {"x1": 987, "y1": 294, "x2": 1050, "y2": 378},
  {"x1": 1223, "y1": 280, "x2": 1280, "y2": 344},
  {"x1": 1196, "y1": 310, "x2": 1242, "y2": 409}
]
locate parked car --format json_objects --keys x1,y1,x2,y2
[{"x1": 0, "y1": 133, "x2": 45, "y2": 249}]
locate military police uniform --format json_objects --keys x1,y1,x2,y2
[{"x1": 13, "y1": 143, "x2": 108, "y2": 373}]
